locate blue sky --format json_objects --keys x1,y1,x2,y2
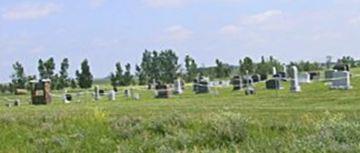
[{"x1": 1, "y1": 0, "x2": 360, "y2": 82}]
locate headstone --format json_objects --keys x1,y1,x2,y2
[
  {"x1": 63, "y1": 93, "x2": 72, "y2": 104},
  {"x1": 108, "y1": 90, "x2": 116, "y2": 101},
  {"x1": 266, "y1": 79, "x2": 283, "y2": 90},
  {"x1": 309, "y1": 72, "x2": 320, "y2": 80},
  {"x1": 30, "y1": 79, "x2": 52, "y2": 105},
  {"x1": 99, "y1": 89, "x2": 105, "y2": 96},
  {"x1": 193, "y1": 77, "x2": 210, "y2": 94},
  {"x1": 173, "y1": 78, "x2": 184, "y2": 94},
  {"x1": 132, "y1": 93, "x2": 140, "y2": 100},
  {"x1": 231, "y1": 76, "x2": 243, "y2": 91},
  {"x1": 14, "y1": 99, "x2": 21, "y2": 106},
  {"x1": 260, "y1": 74, "x2": 268, "y2": 81},
  {"x1": 15, "y1": 89, "x2": 28, "y2": 95},
  {"x1": 283, "y1": 65, "x2": 287, "y2": 76},
  {"x1": 272, "y1": 67, "x2": 277, "y2": 76},
  {"x1": 331, "y1": 71, "x2": 352, "y2": 90},
  {"x1": 94, "y1": 86, "x2": 100, "y2": 101},
  {"x1": 155, "y1": 84, "x2": 172, "y2": 98},
  {"x1": 325, "y1": 70, "x2": 336, "y2": 81},
  {"x1": 298, "y1": 72, "x2": 311, "y2": 84},
  {"x1": 290, "y1": 66, "x2": 301, "y2": 92},
  {"x1": 252, "y1": 74, "x2": 261, "y2": 83},
  {"x1": 245, "y1": 87, "x2": 256, "y2": 95}
]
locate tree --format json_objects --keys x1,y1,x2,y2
[
  {"x1": 110, "y1": 62, "x2": 123, "y2": 87},
  {"x1": 239, "y1": 57, "x2": 255, "y2": 74},
  {"x1": 215, "y1": 59, "x2": 231, "y2": 78},
  {"x1": 76, "y1": 59, "x2": 93, "y2": 89},
  {"x1": 38, "y1": 58, "x2": 56, "y2": 80},
  {"x1": 184, "y1": 55, "x2": 198, "y2": 82},
  {"x1": 123, "y1": 63, "x2": 133, "y2": 86},
  {"x1": 70, "y1": 79, "x2": 77, "y2": 89},
  {"x1": 58, "y1": 58, "x2": 70, "y2": 89},
  {"x1": 10, "y1": 62, "x2": 27, "y2": 89},
  {"x1": 135, "y1": 65, "x2": 146, "y2": 85}
]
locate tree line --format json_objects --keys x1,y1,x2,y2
[{"x1": 1, "y1": 50, "x2": 359, "y2": 94}]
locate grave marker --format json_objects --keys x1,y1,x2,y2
[{"x1": 290, "y1": 66, "x2": 301, "y2": 92}]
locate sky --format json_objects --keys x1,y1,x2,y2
[{"x1": 1, "y1": 0, "x2": 360, "y2": 82}]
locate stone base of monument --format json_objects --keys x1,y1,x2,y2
[
  {"x1": 231, "y1": 76, "x2": 243, "y2": 91},
  {"x1": 245, "y1": 87, "x2": 256, "y2": 95},
  {"x1": 266, "y1": 79, "x2": 283, "y2": 90}
]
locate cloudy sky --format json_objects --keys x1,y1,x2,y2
[{"x1": 1, "y1": 0, "x2": 360, "y2": 82}]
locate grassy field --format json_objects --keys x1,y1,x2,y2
[{"x1": 1, "y1": 69, "x2": 360, "y2": 153}]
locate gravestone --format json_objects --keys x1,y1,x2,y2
[
  {"x1": 266, "y1": 79, "x2": 283, "y2": 90},
  {"x1": 63, "y1": 93, "x2": 72, "y2": 104},
  {"x1": 99, "y1": 89, "x2": 105, "y2": 96},
  {"x1": 108, "y1": 90, "x2": 116, "y2": 101},
  {"x1": 193, "y1": 77, "x2": 209, "y2": 94},
  {"x1": 14, "y1": 99, "x2": 21, "y2": 106},
  {"x1": 231, "y1": 76, "x2": 243, "y2": 91},
  {"x1": 290, "y1": 66, "x2": 301, "y2": 92},
  {"x1": 325, "y1": 70, "x2": 336, "y2": 81},
  {"x1": 330, "y1": 71, "x2": 352, "y2": 90},
  {"x1": 298, "y1": 72, "x2": 311, "y2": 84},
  {"x1": 309, "y1": 72, "x2": 320, "y2": 80},
  {"x1": 173, "y1": 78, "x2": 184, "y2": 95},
  {"x1": 15, "y1": 89, "x2": 28, "y2": 95},
  {"x1": 30, "y1": 79, "x2": 52, "y2": 105},
  {"x1": 260, "y1": 74, "x2": 268, "y2": 81},
  {"x1": 272, "y1": 67, "x2": 277, "y2": 76},
  {"x1": 155, "y1": 84, "x2": 172, "y2": 98},
  {"x1": 252, "y1": 74, "x2": 261, "y2": 83},
  {"x1": 94, "y1": 86, "x2": 100, "y2": 101}
]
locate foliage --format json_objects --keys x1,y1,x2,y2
[
  {"x1": 10, "y1": 62, "x2": 27, "y2": 90},
  {"x1": 184, "y1": 55, "x2": 198, "y2": 82},
  {"x1": 76, "y1": 59, "x2": 93, "y2": 89}
]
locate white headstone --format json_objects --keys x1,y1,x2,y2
[
  {"x1": 108, "y1": 90, "x2": 116, "y2": 101},
  {"x1": 331, "y1": 71, "x2": 352, "y2": 89},
  {"x1": 298, "y1": 72, "x2": 311, "y2": 84},
  {"x1": 175, "y1": 78, "x2": 183, "y2": 94},
  {"x1": 290, "y1": 66, "x2": 301, "y2": 92},
  {"x1": 272, "y1": 67, "x2": 277, "y2": 76},
  {"x1": 94, "y1": 86, "x2": 100, "y2": 101}
]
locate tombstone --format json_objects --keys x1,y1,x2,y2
[
  {"x1": 252, "y1": 74, "x2": 261, "y2": 83},
  {"x1": 155, "y1": 84, "x2": 172, "y2": 98},
  {"x1": 108, "y1": 90, "x2": 116, "y2": 101},
  {"x1": 325, "y1": 70, "x2": 336, "y2": 81},
  {"x1": 94, "y1": 86, "x2": 100, "y2": 101},
  {"x1": 113, "y1": 87, "x2": 118, "y2": 93},
  {"x1": 260, "y1": 74, "x2": 268, "y2": 81},
  {"x1": 193, "y1": 77, "x2": 210, "y2": 94},
  {"x1": 30, "y1": 79, "x2": 52, "y2": 105},
  {"x1": 99, "y1": 89, "x2": 105, "y2": 96},
  {"x1": 63, "y1": 93, "x2": 72, "y2": 104},
  {"x1": 242, "y1": 75, "x2": 254, "y2": 86},
  {"x1": 14, "y1": 99, "x2": 21, "y2": 106},
  {"x1": 245, "y1": 87, "x2": 256, "y2": 95},
  {"x1": 266, "y1": 79, "x2": 283, "y2": 90},
  {"x1": 290, "y1": 66, "x2": 301, "y2": 92},
  {"x1": 298, "y1": 72, "x2": 311, "y2": 84},
  {"x1": 132, "y1": 93, "x2": 140, "y2": 100},
  {"x1": 173, "y1": 78, "x2": 184, "y2": 95},
  {"x1": 124, "y1": 89, "x2": 132, "y2": 98},
  {"x1": 15, "y1": 89, "x2": 28, "y2": 95},
  {"x1": 231, "y1": 76, "x2": 242, "y2": 91},
  {"x1": 330, "y1": 71, "x2": 352, "y2": 90},
  {"x1": 309, "y1": 72, "x2": 320, "y2": 80},
  {"x1": 272, "y1": 67, "x2": 277, "y2": 76},
  {"x1": 283, "y1": 65, "x2": 288, "y2": 76}
]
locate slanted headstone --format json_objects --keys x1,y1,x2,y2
[
  {"x1": 245, "y1": 87, "x2": 256, "y2": 95},
  {"x1": 298, "y1": 72, "x2": 311, "y2": 84},
  {"x1": 124, "y1": 89, "x2": 132, "y2": 98},
  {"x1": 333, "y1": 63, "x2": 350, "y2": 72},
  {"x1": 330, "y1": 71, "x2": 352, "y2": 90},
  {"x1": 290, "y1": 66, "x2": 301, "y2": 92},
  {"x1": 15, "y1": 89, "x2": 28, "y2": 95},
  {"x1": 266, "y1": 79, "x2": 283, "y2": 90},
  {"x1": 231, "y1": 76, "x2": 243, "y2": 91},
  {"x1": 108, "y1": 90, "x2": 116, "y2": 101},
  {"x1": 94, "y1": 86, "x2": 100, "y2": 101}
]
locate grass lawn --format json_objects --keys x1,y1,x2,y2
[{"x1": 1, "y1": 69, "x2": 360, "y2": 152}]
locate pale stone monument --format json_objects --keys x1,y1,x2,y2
[
  {"x1": 331, "y1": 71, "x2": 352, "y2": 90},
  {"x1": 298, "y1": 72, "x2": 311, "y2": 84},
  {"x1": 108, "y1": 90, "x2": 116, "y2": 101},
  {"x1": 290, "y1": 66, "x2": 301, "y2": 92},
  {"x1": 94, "y1": 86, "x2": 100, "y2": 101}
]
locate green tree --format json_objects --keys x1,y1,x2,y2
[
  {"x1": 239, "y1": 57, "x2": 255, "y2": 74},
  {"x1": 10, "y1": 62, "x2": 27, "y2": 89},
  {"x1": 184, "y1": 55, "x2": 198, "y2": 82},
  {"x1": 76, "y1": 59, "x2": 93, "y2": 89},
  {"x1": 123, "y1": 63, "x2": 133, "y2": 86},
  {"x1": 110, "y1": 62, "x2": 123, "y2": 87},
  {"x1": 56, "y1": 58, "x2": 70, "y2": 90},
  {"x1": 135, "y1": 65, "x2": 147, "y2": 85}
]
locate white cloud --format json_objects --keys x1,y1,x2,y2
[
  {"x1": 89, "y1": 0, "x2": 106, "y2": 8},
  {"x1": 143, "y1": 0, "x2": 189, "y2": 8},
  {"x1": 349, "y1": 16, "x2": 360, "y2": 25},
  {"x1": 164, "y1": 25, "x2": 192, "y2": 42},
  {"x1": 241, "y1": 10, "x2": 284, "y2": 25},
  {"x1": 219, "y1": 25, "x2": 241, "y2": 35},
  {"x1": 2, "y1": 3, "x2": 61, "y2": 21}
]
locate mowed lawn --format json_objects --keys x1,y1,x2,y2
[{"x1": 1, "y1": 69, "x2": 360, "y2": 153}]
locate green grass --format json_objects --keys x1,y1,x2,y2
[{"x1": 1, "y1": 69, "x2": 360, "y2": 152}]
